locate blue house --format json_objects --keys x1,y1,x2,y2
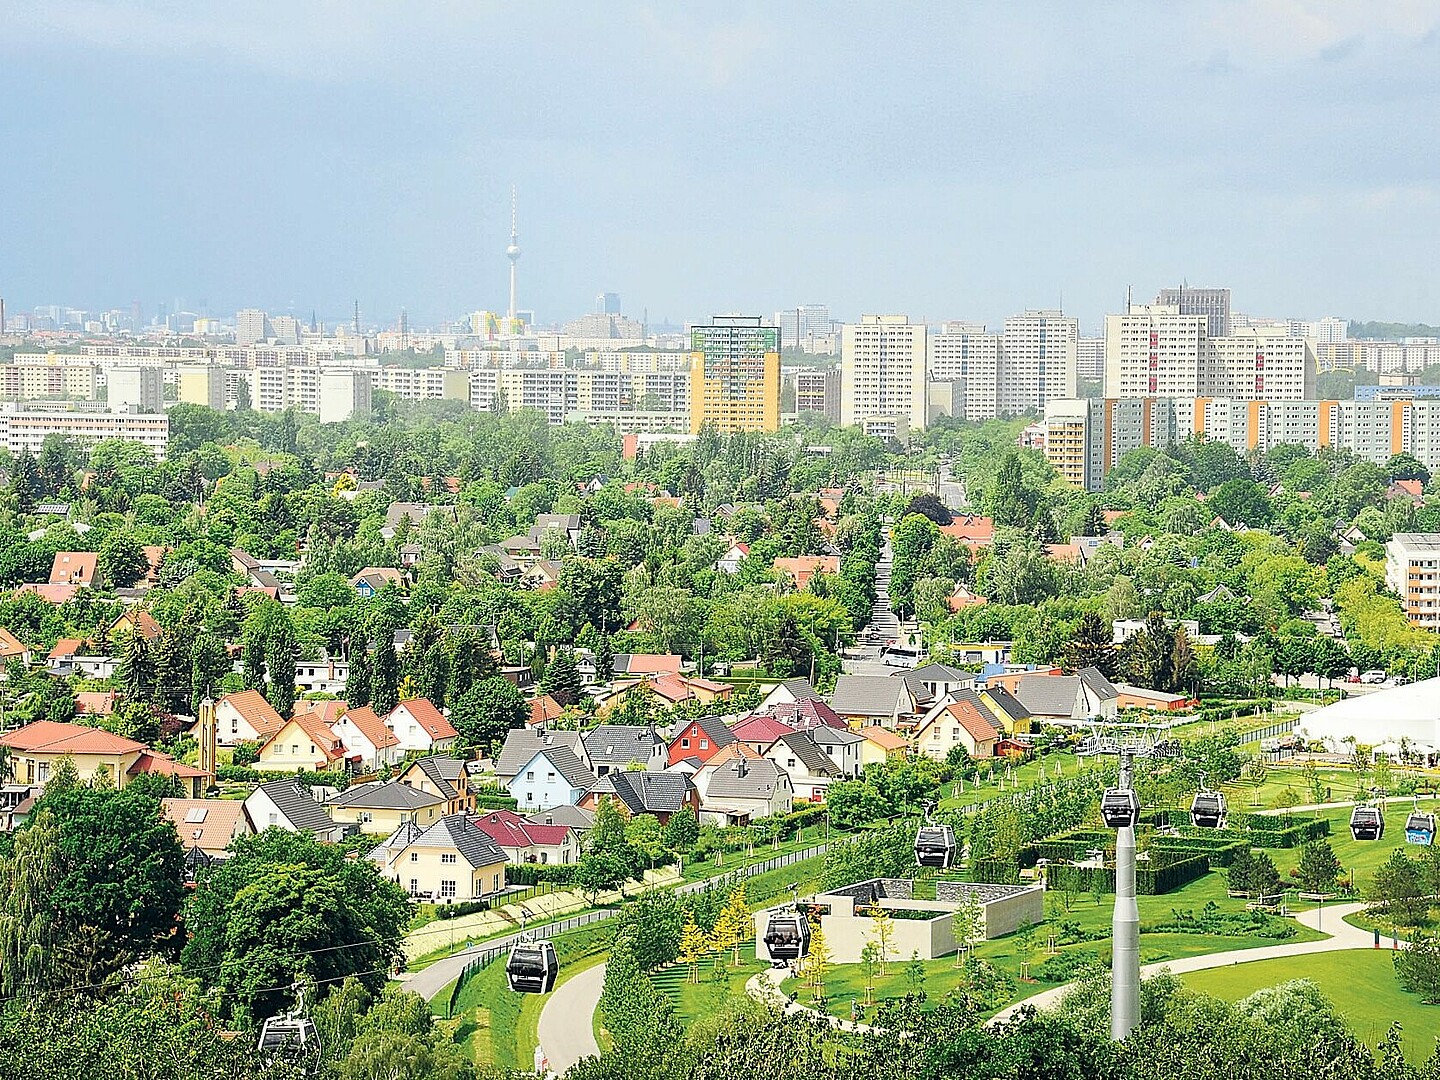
[{"x1": 506, "y1": 745, "x2": 598, "y2": 811}]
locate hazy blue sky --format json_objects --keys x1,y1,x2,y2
[{"x1": 2, "y1": 1, "x2": 1438, "y2": 332}]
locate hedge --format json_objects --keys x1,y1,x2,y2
[
  {"x1": 1045, "y1": 852, "x2": 1210, "y2": 895},
  {"x1": 214, "y1": 765, "x2": 350, "y2": 790},
  {"x1": 474, "y1": 792, "x2": 519, "y2": 810},
  {"x1": 503, "y1": 863, "x2": 580, "y2": 886}
]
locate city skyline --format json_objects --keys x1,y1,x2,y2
[{"x1": 2, "y1": 3, "x2": 1438, "y2": 329}]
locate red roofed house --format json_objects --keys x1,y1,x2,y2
[
  {"x1": 529, "y1": 693, "x2": 565, "y2": 727},
  {"x1": 667, "y1": 713, "x2": 738, "y2": 767},
  {"x1": 141, "y1": 546, "x2": 167, "y2": 585},
  {"x1": 716, "y1": 541, "x2": 750, "y2": 574},
  {"x1": 768, "y1": 698, "x2": 847, "y2": 732},
  {"x1": 912, "y1": 698, "x2": 999, "y2": 761},
  {"x1": 111, "y1": 609, "x2": 162, "y2": 641},
  {"x1": 0, "y1": 720, "x2": 206, "y2": 795},
  {"x1": 49, "y1": 552, "x2": 100, "y2": 588},
  {"x1": 938, "y1": 514, "x2": 995, "y2": 549},
  {"x1": 257, "y1": 711, "x2": 357, "y2": 774},
  {"x1": 0, "y1": 627, "x2": 31, "y2": 667},
  {"x1": 387, "y1": 698, "x2": 458, "y2": 754},
  {"x1": 212, "y1": 689, "x2": 286, "y2": 748},
  {"x1": 730, "y1": 714, "x2": 797, "y2": 755},
  {"x1": 948, "y1": 585, "x2": 989, "y2": 611},
  {"x1": 772, "y1": 555, "x2": 840, "y2": 591},
  {"x1": 472, "y1": 808, "x2": 578, "y2": 865},
  {"x1": 162, "y1": 797, "x2": 252, "y2": 859},
  {"x1": 612, "y1": 654, "x2": 684, "y2": 677},
  {"x1": 17, "y1": 583, "x2": 79, "y2": 605},
  {"x1": 331, "y1": 704, "x2": 402, "y2": 770},
  {"x1": 74, "y1": 690, "x2": 118, "y2": 717}
]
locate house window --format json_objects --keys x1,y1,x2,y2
[
  {"x1": 700, "y1": 740, "x2": 708, "y2": 750},
  {"x1": 547, "y1": 771, "x2": 556, "y2": 780},
  {"x1": 540, "y1": 851, "x2": 548, "y2": 864},
  {"x1": 526, "y1": 770, "x2": 535, "y2": 780},
  {"x1": 493, "y1": 873, "x2": 501, "y2": 892},
  {"x1": 410, "y1": 878, "x2": 418, "y2": 893},
  {"x1": 440, "y1": 880, "x2": 457, "y2": 899},
  {"x1": 309, "y1": 744, "x2": 316, "y2": 754},
  {"x1": 441, "y1": 853, "x2": 457, "y2": 864},
  {"x1": 231, "y1": 720, "x2": 239, "y2": 734},
  {"x1": 37, "y1": 761, "x2": 50, "y2": 783},
  {"x1": 410, "y1": 852, "x2": 418, "y2": 863},
  {"x1": 681, "y1": 738, "x2": 691, "y2": 748},
  {"x1": 291, "y1": 744, "x2": 299, "y2": 755},
  {"x1": 269, "y1": 813, "x2": 278, "y2": 826}
]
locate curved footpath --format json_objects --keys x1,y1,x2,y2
[
  {"x1": 537, "y1": 962, "x2": 607, "y2": 1074},
  {"x1": 740, "y1": 901, "x2": 1375, "y2": 1036}
]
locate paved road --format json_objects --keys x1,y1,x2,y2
[{"x1": 538, "y1": 962, "x2": 606, "y2": 1074}]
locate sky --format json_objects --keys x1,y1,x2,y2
[{"x1": 1, "y1": 1, "x2": 1438, "y2": 333}]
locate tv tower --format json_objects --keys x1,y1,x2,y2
[{"x1": 506, "y1": 185, "x2": 521, "y2": 321}]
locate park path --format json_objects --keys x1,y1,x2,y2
[{"x1": 537, "y1": 962, "x2": 607, "y2": 1074}]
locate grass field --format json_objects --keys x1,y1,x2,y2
[
  {"x1": 650, "y1": 959, "x2": 770, "y2": 1024},
  {"x1": 1180, "y1": 950, "x2": 1438, "y2": 1063}
]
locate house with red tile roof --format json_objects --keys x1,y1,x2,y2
[
  {"x1": 528, "y1": 693, "x2": 565, "y2": 728},
  {"x1": 0, "y1": 720, "x2": 207, "y2": 795},
  {"x1": 212, "y1": 689, "x2": 286, "y2": 747},
  {"x1": 0, "y1": 627, "x2": 30, "y2": 666},
  {"x1": 772, "y1": 555, "x2": 840, "y2": 591},
  {"x1": 257, "y1": 711, "x2": 357, "y2": 774},
  {"x1": 331, "y1": 704, "x2": 401, "y2": 769},
  {"x1": 18, "y1": 583, "x2": 79, "y2": 605},
  {"x1": 74, "y1": 690, "x2": 118, "y2": 717},
  {"x1": 387, "y1": 698, "x2": 458, "y2": 754},
  {"x1": 49, "y1": 551, "x2": 100, "y2": 588},
  {"x1": 913, "y1": 698, "x2": 999, "y2": 761},
  {"x1": 948, "y1": 585, "x2": 989, "y2": 611},
  {"x1": 938, "y1": 514, "x2": 995, "y2": 548},
  {"x1": 471, "y1": 808, "x2": 578, "y2": 865},
  {"x1": 768, "y1": 698, "x2": 847, "y2": 732},
  {"x1": 162, "y1": 798, "x2": 252, "y2": 859},
  {"x1": 611, "y1": 653, "x2": 683, "y2": 677},
  {"x1": 110, "y1": 609, "x2": 162, "y2": 641},
  {"x1": 715, "y1": 541, "x2": 750, "y2": 574},
  {"x1": 729, "y1": 714, "x2": 797, "y2": 755}
]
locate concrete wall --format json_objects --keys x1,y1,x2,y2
[{"x1": 934, "y1": 881, "x2": 1045, "y2": 938}]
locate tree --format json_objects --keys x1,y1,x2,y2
[
  {"x1": 677, "y1": 912, "x2": 711, "y2": 984},
  {"x1": 825, "y1": 779, "x2": 890, "y2": 830},
  {"x1": 1208, "y1": 477, "x2": 1272, "y2": 528},
  {"x1": 542, "y1": 647, "x2": 583, "y2": 707},
  {"x1": 713, "y1": 886, "x2": 752, "y2": 966},
  {"x1": 660, "y1": 805, "x2": 699, "y2": 854},
  {"x1": 450, "y1": 676, "x2": 527, "y2": 755},
  {"x1": 99, "y1": 531, "x2": 149, "y2": 589},
  {"x1": 799, "y1": 917, "x2": 830, "y2": 1000},
  {"x1": 625, "y1": 813, "x2": 664, "y2": 867},
  {"x1": 905, "y1": 949, "x2": 926, "y2": 993},
  {"x1": 347, "y1": 631, "x2": 372, "y2": 708},
  {"x1": 182, "y1": 829, "x2": 409, "y2": 1019},
  {"x1": 860, "y1": 941, "x2": 881, "y2": 1005},
  {"x1": 868, "y1": 907, "x2": 895, "y2": 975},
  {"x1": 1394, "y1": 933, "x2": 1440, "y2": 1003},
  {"x1": 615, "y1": 888, "x2": 684, "y2": 971},
  {"x1": 0, "y1": 807, "x2": 63, "y2": 994},
  {"x1": 1296, "y1": 838, "x2": 1342, "y2": 895},
  {"x1": 1386, "y1": 451, "x2": 1431, "y2": 485},
  {"x1": 1063, "y1": 613, "x2": 1115, "y2": 678},
  {"x1": 953, "y1": 890, "x2": 984, "y2": 967},
  {"x1": 262, "y1": 608, "x2": 298, "y2": 716},
  {"x1": 1369, "y1": 849, "x2": 1428, "y2": 926},
  {"x1": 190, "y1": 628, "x2": 230, "y2": 710},
  {"x1": 116, "y1": 629, "x2": 155, "y2": 705},
  {"x1": 371, "y1": 631, "x2": 399, "y2": 715},
  {"x1": 988, "y1": 453, "x2": 1033, "y2": 528}
]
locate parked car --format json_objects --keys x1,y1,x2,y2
[{"x1": 1360, "y1": 669, "x2": 1387, "y2": 684}]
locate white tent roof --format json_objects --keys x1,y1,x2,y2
[{"x1": 1297, "y1": 677, "x2": 1440, "y2": 748}]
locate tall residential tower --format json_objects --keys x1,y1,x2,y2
[{"x1": 688, "y1": 315, "x2": 781, "y2": 433}]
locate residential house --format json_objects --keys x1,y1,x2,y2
[
  {"x1": 523, "y1": 560, "x2": 564, "y2": 591},
  {"x1": 383, "y1": 502, "x2": 457, "y2": 539},
  {"x1": 809, "y1": 726, "x2": 865, "y2": 778},
  {"x1": 17, "y1": 583, "x2": 80, "y2": 605},
  {"x1": 580, "y1": 771, "x2": 698, "y2": 824},
  {"x1": 398, "y1": 542, "x2": 423, "y2": 568},
  {"x1": 396, "y1": 755, "x2": 474, "y2": 815},
  {"x1": 331, "y1": 705, "x2": 401, "y2": 770},
  {"x1": 715, "y1": 541, "x2": 750, "y2": 574},
  {"x1": 0, "y1": 720, "x2": 206, "y2": 795},
  {"x1": 162, "y1": 798, "x2": 252, "y2": 859},
  {"x1": 729, "y1": 714, "x2": 797, "y2": 756},
  {"x1": 496, "y1": 728, "x2": 588, "y2": 784},
  {"x1": 242, "y1": 780, "x2": 342, "y2": 841},
  {"x1": 327, "y1": 780, "x2": 447, "y2": 834},
  {"x1": 110, "y1": 609, "x2": 162, "y2": 642},
  {"x1": 977, "y1": 685, "x2": 1031, "y2": 735},
  {"x1": 531, "y1": 513, "x2": 583, "y2": 547},
  {"x1": 351, "y1": 567, "x2": 404, "y2": 598},
  {"x1": 74, "y1": 690, "x2": 118, "y2": 717},
  {"x1": 828, "y1": 675, "x2": 914, "y2": 728},
  {"x1": 763, "y1": 731, "x2": 840, "y2": 801},
  {"x1": 768, "y1": 698, "x2": 847, "y2": 733},
  {"x1": 0, "y1": 628, "x2": 31, "y2": 667},
  {"x1": 295, "y1": 658, "x2": 349, "y2": 695},
  {"x1": 772, "y1": 555, "x2": 840, "y2": 591},
  {"x1": 1113, "y1": 683, "x2": 1191, "y2": 712},
  {"x1": 256, "y1": 712, "x2": 355, "y2": 774},
  {"x1": 758, "y1": 677, "x2": 821, "y2": 711},
  {"x1": 938, "y1": 514, "x2": 995, "y2": 549},
  {"x1": 857, "y1": 725, "x2": 910, "y2": 766},
  {"x1": 523, "y1": 804, "x2": 594, "y2": 836},
  {"x1": 387, "y1": 698, "x2": 458, "y2": 754},
  {"x1": 369, "y1": 813, "x2": 507, "y2": 903},
  {"x1": 693, "y1": 746, "x2": 795, "y2": 824},
  {"x1": 900, "y1": 663, "x2": 975, "y2": 710},
  {"x1": 948, "y1": 585, "x2": 989, "y2": 611},
  {"x1": 472, "y1": 808, "x2": 578, "y2": 865},
  {"x1": 49, "y1": 551, "x2": 100, "y2": 588},
  {"x1": 507, "y1": 745, "x2": 598, "y2": 811},
  {"x1": 212, "y1": 689, "x2": 286, "y2": 747},
  {"x1": 528, "y1": 693, "x2": 566, "y2": 727},
  {"x1": 650, "y1": 673, "x2": 734, "y2": 707},
  {"x1": 1012, "y1": 666, "x2": 1119, "y2": 726},
  {"x1": 913, "y1": 697, "x2": 1000, "y2": 761},
  {"x1": 1112, "y1": 619, "x2": 1201, "y2": 645},
  {"x1": 666, "y1": 713, "x2": 737, "y2": 767},
  {"x1": 581, "y1": 724, "x2": 666, "y2": 776},
  {"x1": 611, "y1": 653, "x2": 683, "y2": 677}
]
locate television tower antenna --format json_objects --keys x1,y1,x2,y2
[
  {"x1": 353, "y1": 300, "x2": 361, "y2": 336},
  {"x1": 506, "y1": 185, "x2": 521, "y2": 322}
]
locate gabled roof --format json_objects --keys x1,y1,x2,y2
[
  {"x1": 17, "y1": 583, "x2": 79, "y2": 604},
  {"x1": 219, "y1": 690, "x2": 285, "y2": 740},
  {"x1": 769, "y1": 698, "x2": 847, "y2": 731},
  {"x1": 47, "y1": 637, "x2": 84, "y2": 660},
  {"x1": 251, "y1": 780, "x2": 335, "y2": 836},
  {"x1": 612, "y1": 653, "x2": 683, "y2": 676},
  {"x1": 328, "y1": 780, "x2": 445, "y2": 811},
  {"x1": 704, "y1": 755, "x2": 788, "y2": 800},
  {"x1": 523, "y1": 804, "x2": 595, "y2": 830},
  {"x1": 774, "y1": 731, "x2": 839, "y2": 776},
  {"x1": 275, "y1": 712, "x2": 349, "y2": 763},
  {"x1": 516, "y1": 744, "x2": 597, "y2": 791},
  {"x1": 979, "y1": 684, "x2": 1028, "y2": 723},
  {"x1": 49, "y1": 551, "x2": 98, "y2": 585},
  {"x1": 730, "y1": 714, "x2": 797, "y2": 744},
  {"x1": 829, "y1": 675, "x2": 909, "y2": 717},
  {"x1": 583, "y1": 725, "x2": 663, "y2": 768},
  {"x1": 293, "y1": 699, "x2": 348, "y2": 727},
  {"x1": 407, "y1": 813, "x2": 506, "y2": 868},
  {"x1": 859, "y1": 725, "x2": 910, "y2": 751},
  {"x1": 497, "y1": 728, "x2": 585, "y2": 778},
  {"x1": 74, "y1": 690, "x2": 117, "y2": 716},
  {"x1": 1013, "y1": 674, "x2": 1084, "y2": 718},
  {"x1": 529, "y1": 693, "x2": 565, "y2": 727},
  {"x1": 162, "y1": 798, "x2": 247, "y2": 852},
  {"x1": 368, "y1": 819, "x2": 425, "y2": 864},
  {"x1": 390, "y1": 698, "x2": 458, "y2": 741},
  {"x1": 129, "y1": 750, "x2": 208, "y2": 780},
  {"x1": 337, "y1": 704, "x2": 399, "y2": 751},
  {"x1": 903, "y1": 662, "x2": 971, "y2": 685},
  {"x1": 941, "y1": 699, "x2": 1000, "y2": 744},
  {"x1": 808, "y1": 725, "x2": 864, "y2": 746},
  {"x1": 407, "y1": 755, "x2": 466, "y2": 798},
  {"x1": 473, "y1": 808, "x2": 571, "y2": 849},
  {"x1": 770, "y1": 676, "x2": 821, "y2": 702},
  {"x1": 590, "y1": 770, "x2": 692, "y2": 815},
  {"x1": 0, "y1": 719, "x2": 144, "y2": 755},
  {"x1": 0, "y1": 628, "x2": 28, "y2": 658},
  {"x1": 1076, "y1": 666, "x2": 1120, "y2": 701},
  {"x1": 670, "y1": 712, "x2": 736, "y2": 748}
]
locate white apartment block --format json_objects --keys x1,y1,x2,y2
[
  {"x1": 1076, "y1": 337, "x2": 1106, "y2": 382},
  {"x1": 231, "y1": 366, "x2": 372, "y2": 421},
  {"x1": 0, "y1": 404, "x2": 168, "y2": 459},
  {"x1": 235, "y1": 309, "x2": 270, "y2": 346},
  {"x1": 1316, "y1": 339, "x2": 1440, "y2": 374},
  {"x1": 840, "y1": 315, "x2": 927, "y2": 430},
  {"x1": 773, "y1": 305, "x2": 833, "y2": 350},
  {"x1": 371, "y1": 366, "x2": 471, "y2": 402},
  {"x1": 790, "y1": 367, "x2": 840, "y2": 422},
  {"x1": 1386, "y1": 534, "x2": 1440, "y2": 631},
  {"x1": 1104, "y1": 304, "x2": 1316, "y2": 401},
  {"x1": 319, "y1": 370, "x2": 372, "y2": 423},
  {"x1": 927, "y1": 322, "x2": 1001, "y2": 421},
  {"x1": 999, "y1": 311, "x2": 1078, "y2": 415},
  {"x1": 106, "y1": 366, "x2": 165, "y2": 412}
]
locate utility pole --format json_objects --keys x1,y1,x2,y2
[{"x1": 1110, "y1": 747, "x2": 1139, "y2": 1040}]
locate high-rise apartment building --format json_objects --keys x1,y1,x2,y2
[
  {"x1": 1386, "y1": 534, "x2": 1440, "y2": 630},
  {"x1": 791, "y1": 367, "x2": 840, "y2": 422},
  {"x1": 998, "y1": 311, "x2": 1078, "y2": 415},
  {"x1": 688, "y1": 316, "x2": 781, "y2": 433},
  {"x1": 1154, "y1": 286, "x2": 1231, "y2": 337},
  {"x1": 774, "y1": 305, "x2": 833, "y2": 350},
  {"x1": 840, "y1": 315, "x2": 927, "y2": 431},
  {"x1": 1076, "y1": 337, "x2": 1106, "y2": 382},
  {"x1": 927, "y1": 322, "x2": 1000, "y2": 421},
  {"x1": 106, "y1": 366, "x2": 165, "y2": 412},
  {"x1": 235, "y1": 309, "x2": 270, "y2": 346},
  {"x1": 1105, "y1": 304, "x2": 1316, "y2": 400}
]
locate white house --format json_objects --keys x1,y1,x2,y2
[
  {"x1": 386, "y1": 699, "x2": 458, "y2": 754},
  {"x1": 715, "y1": 541, "x2": 750, "y2": 574},
  {"x1": 241, "y1": 780, "x2": 343, "y2": 841},
  {"x1": 213, "y1": 690, "x2": 285, "y2": 748},
  {"x1": 693, "y1": 750, "x2": 795, "y2": 824},
  {"x1": 330, "y1": 705, "x2": 402, "y2": 770}
]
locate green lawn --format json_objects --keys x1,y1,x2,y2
[
  {"x1": 938, "y1": 753, "x2": 1082, "y2": 811},
  {"x1": 1180, "y1": 950, "x2": 1437, "y2": 1063},
  {"x1": 650, "y1": 959, "x2": 771, "y2": 1025}
]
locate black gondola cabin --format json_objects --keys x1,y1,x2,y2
[{"x1": 506, "y1": 940, "x2": 559, "y2": 994}]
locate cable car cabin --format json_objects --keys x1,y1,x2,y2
[
  {"x1": 914, "y1": 824, "x2": 957, "y2": 869},
  {"x1": 1100, "y1": 788, "x2": 1141, "y2": 829},
  {"x1": 1190, "y1": 790, "x2": 1228, "y2": 830},
  {"x1": 1405, "y1": 811, "x2": 1436, "y2": 846},
  {"x1": 1349, "y1": 805, "x2": 1385, "y2": 842},
  {"x1": 762, "y1": 910, "x2": 811, "y2": 962},
  {"x1": 506, "y1": 941, "x2": 558, "y2": 994},
  {"x1": 257, "y1": 1016, "x2": 319, "y2": 1065}
]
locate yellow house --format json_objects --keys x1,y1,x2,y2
[
  {"x1": 396, "y1": 756, "x2": 475, "y2": 815},
  {"x1": 368, "y1": 813, "x2": 508, "y2": 903},
  {"x1": 856, "y1": 725, "x2": 910, "y2": 767},
  {"x1": 256, "y1": 714, "x2": 356, "y2": 774},
  {"x1": 0, "y1": 720, "x2": 207, "y2": 795},
  {"x1": 979, "y1": 686, "x2": 1032, "y2": 735},
  {"x1": 327, "y1": 780, "x2": 447, "y2": 834}
]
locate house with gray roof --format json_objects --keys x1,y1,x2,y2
[
  {"x1": 808, "y1": 725, "x2": 866, "y2": 777},
  {"x1": 580, "y1": 770, "x2": 697, "y2": 823},
  {"x1": 758, "y1": 677, "x2": 821, "y2": 711},
  {"x1": 243, "y1": 780, "x2": 343, "y2": 842},
  {"x1": 496, "y1": 728, "x2": 587, "y2": 783},
  {"x1": 369, "y1": 813, "x2": 508, "y2": 903},
  {"x1": 325, "y1": 780, "x2": 447, "y2": 834},
  {"x1": 1014, "y1": 666, "x2": 1119, "y2": 726},
  {"x1": 764, "y1": 731, "x2": 839, "y2": 801},
  {"x1": 506, "y1": 745, "x2": 598, "y2": 811},
  {"x1": 694, "y1": 754, "x2": 794, "y2": 824},
  {"x1": 581, "y1": 725, "x2": 666, "y2": 776},
  {"x1": 523, "y1": 804, "x2": 595, "y2": 833},
  {"x1": 900, "y1": 663, "x2": 975, "y2": 709},
  {"x1": 828, "y1": 675, "x2": 914, "y2": 726}
]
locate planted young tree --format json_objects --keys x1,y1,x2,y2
[
  {"x1": 1370, "y1": 850, "x2": 1428, "y2": 927},
  {"x1": 1394, "y1": 933, "x2": 1440, "y2": 1004},
  {"x1": 677, "y1": 913, "x2": 711, "y2": 984},
  {"x1": 868, "y1": 907, "x2": 894, "y2": 976},
  {"x1": 905, "y1": 950, "x2": 926, "y2": 994},
  {"x1": 713, "y1": 886, "x2": 752, "y2": 966},
  {"x1": 1297, "y1": 839, "x2": 1342, "y2": 895},
  {"x1": 860, "y1": 941, "x2": 881, "y2": 1004}
]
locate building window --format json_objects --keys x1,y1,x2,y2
[
  {"x1": 700, "y1": 740, "x2": 708, "y2": 750},
  {"x1": 410, "y1": 852, "x2": 418, "y2": 863},
  {"x1": 681, "y1": 738, "x2": 690, "y2": 748},
  {"x1": 440, "y1": 880, "x2": 457, "y2": 899},
  {"x1": 441, "y1": 853, "x2": 457, "y2": 864},
  {"x1": 410, "y1": 878, "x2": 418, "y2": 893},
  {"x1": 526, "y1": 770, "x2": 535, "y2": 780}
]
